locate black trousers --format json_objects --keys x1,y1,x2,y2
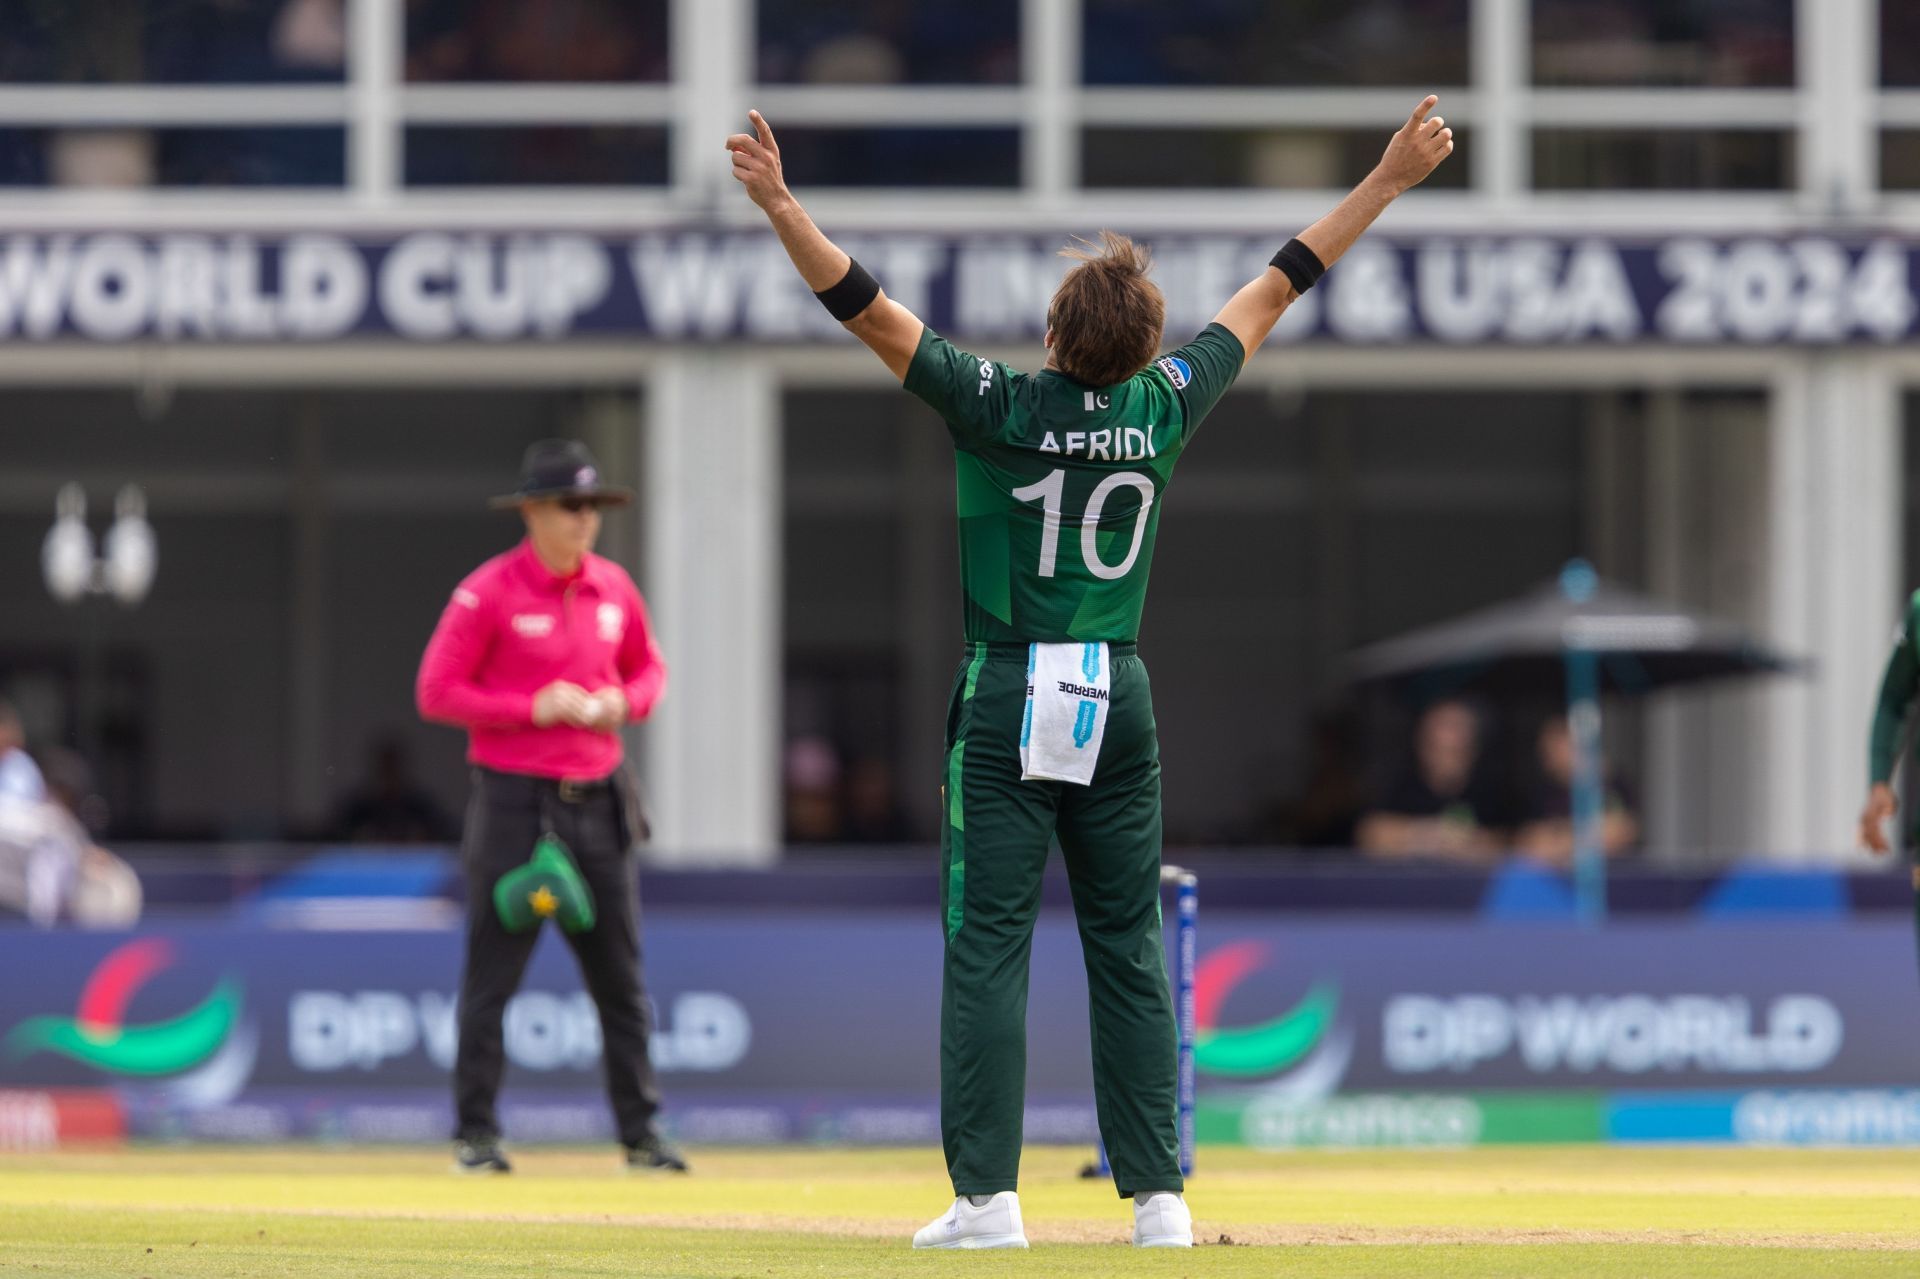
[{"x1": 453, "y1": 766, "x2": 661, "y2": 1146}]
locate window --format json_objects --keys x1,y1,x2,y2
[
  {"x1": 0, "y1": 0, "x2": 348, "y2": 83},
  {"x1": 1083, "y1": 127, "x2": 1471, "y2": 190},
  {"x1": 0, "y1": 127, "x2": 346, "y2": 188},
  {"x1": 782, "y1": 391, "x2": 930, "y2": 846},
  {"x1": 1531, "y1": 0, "x2": 1795, "y2": 87},
  {"x1": 757, "y1": 0, "x2": 1020, "y2": 85},
  {"x1": 405, "y1": 127, "x2": 669, "y2": 186},
  {"x1": 1884, "y1": 0, "x2": 1920, "y2": 86},
  {"x1": 1532, "y1": 129, "x2": 1792, "y2": 191},
  {"x1": 1882, "y1": 131, "x2": 1920, "y2": 191},
  {"x1": 771, "y1": 128, "x2": 1021, "y2": 187},
  {"x1": 406, "y1": 0, "x2": 669, "y2": 82},
  {"x1": 1082, "y1": 0, "x2": 1470, "y2": 87}
]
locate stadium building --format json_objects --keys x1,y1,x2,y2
[{"x1": 0, "y1": 0, "x2": 1911, "y2": 869}]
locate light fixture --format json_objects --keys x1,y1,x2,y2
[{"x1": 40, "y1": 483, "x2": 158, "y2": 607}]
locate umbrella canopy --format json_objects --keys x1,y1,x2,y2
[{"x1": 1347, "y1": 575, "x2": 1805, "y2": 699}]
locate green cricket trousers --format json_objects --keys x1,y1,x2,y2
[{"x1": 939, "y1": 640, "x2": 1182, "y2": 1200}]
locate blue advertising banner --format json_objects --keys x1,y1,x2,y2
[
  {"x1": 2, "y1": 913, "x2": 1916, "y2": 1148},
  {"x1": 0, "y1": 231, "x2": 1915, "y2": 347}
]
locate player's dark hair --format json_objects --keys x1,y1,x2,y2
[{"x1": 1047, "y1": 231, "x2": 1165, "y2": 388}]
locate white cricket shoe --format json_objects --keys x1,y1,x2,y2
[
  {"x1": 1132, "y1": 1191, "x2": 1193, "y2": 1248},
  {"x1": 911, "y1": 1192, "x2": 1029, "y2": 1250}
]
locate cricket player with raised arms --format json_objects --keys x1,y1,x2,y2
[{"x1": 729, "y1": 97, "x2": 1453, "y2": 1249}]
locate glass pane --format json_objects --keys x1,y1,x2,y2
[
  {"x1": 1, "y1": 0, "x2": 348, "y2": 83},
  {"x1": 1881, "y1": 130, "x2": 1920, "y2": 190},
  {"x1": 771, "y1": 128, "x2": 1020, "y2": 187},
  {"x1": 757, "y1": 0, "x2": 1019, "y2": 85},
  {"x1": 1083, "y1": 127, "x2": 1470, "y2": 190},
  {"x1": 404, "y1": 126, "x2": 668, "y2": 186},
  {"x1": 783, "y1": 390, "x2": 924, "y2": 846},
  {"x1": 1885, "y1": 0, "x2": 1920, "y2": 86},
  {"x1": 1081, "y1": 0, "x2": 1469, "y2": 87},
  {"x1": 0, "y1": 126, "x2": 345, "y2": 187},
  {"x1": 1531, "y1": 0, "x2": 1795, "y2": 87},
  {"x1": 406, "y1": 0, "x2": 669, "y2": 82},
  {"x1": 1531, "y1": 129, "x2": 1792, "y2": 190}
]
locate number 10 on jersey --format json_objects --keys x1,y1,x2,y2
[{"x1": 1011, "y1": 469, "x2": 1155, "y2": 581}]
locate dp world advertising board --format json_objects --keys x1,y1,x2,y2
[
  {"x1": 2, "y1": 914, "x2": 1917, "y2": 1150},
  {"x1": 0, "y1": 231, "x2": 1916, "y2": 347}
]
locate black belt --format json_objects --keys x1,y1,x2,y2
[{"x1": 477, "y1": 766, "x2": 615, "y2": 806}]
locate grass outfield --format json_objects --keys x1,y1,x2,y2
[{"x1": 3, "y1": 1145, "x2": 1920, "y2": 1277}]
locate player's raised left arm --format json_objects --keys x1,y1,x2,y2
[
  {"x1": 727, "y1": 110, "x2": 924, "y2": 380},
  {"x1": 1211, "y1": 95, "x2": 1455, "y2": 362}
]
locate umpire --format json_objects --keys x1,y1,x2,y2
[{"x1": 417, "y1": 438, "x2": 686, "y2": 1174}]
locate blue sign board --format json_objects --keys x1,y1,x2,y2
[{"x1": 0, "y1": 231, "x2": 1914, "y2": 346}]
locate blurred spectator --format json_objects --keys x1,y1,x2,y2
[
  {"x1": 1356, "y1": 699, "x2": 1508, "y2": 865},
  {"x1": 272, "y1": 0, "x2": 347, "y2": 73},
  {"x1": 407, "y1": 0, "x2": 668, "y2": 82},
  {"x1": 49, "y1": 130, "x2": 156, "y2": 187},
  {"x1": 785, "y1": 734, "x2": 845, "y2": 843},
  {"x1": 0, "y1": 700, "x2": 47, "y2": 804},
  {"x1": 332, "y1": 736, "x2": 455, "y2": 844},
  {"x1": 0, "y1": 748, "x2": 140, "y2": 928},
  {"x1": 1513, "y1": 714, "x2": 1639, "y2": 866}
]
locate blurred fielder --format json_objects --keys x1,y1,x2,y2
[
  {"x1": 1861, "y1": 589, "x2": 1920, "y2": 933},
  {"x1": 731, "y1": 97, "x2": 1452, "y2": 1248}
]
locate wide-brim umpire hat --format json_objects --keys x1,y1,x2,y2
[{"x1": 488, "y1": 438, "x2": 634, "y2": 509}]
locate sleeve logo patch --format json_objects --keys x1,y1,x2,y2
[
  {"x1": 1155, "y1": 355, "x2": 1192, "y2": 389},
  {"x1": 452, "y1": 587, "x2": 481, "y2": 610}
]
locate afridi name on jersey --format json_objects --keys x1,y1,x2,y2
[{"x1": 905, "y1": 322, "x2": 1244, "y2": 644}]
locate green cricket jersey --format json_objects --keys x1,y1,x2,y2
[
  {"x1": 1869, "y1": 589, "x2": 1920, "y2": 784},
  {"x1": 904, "y1": 322, "x2": 1245, "y2": 643}
]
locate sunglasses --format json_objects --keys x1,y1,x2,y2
[{"x1": 555, "y1": 497, "x2": 602, "y2": 514}]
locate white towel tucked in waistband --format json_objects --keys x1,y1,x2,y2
[{"x1": 1020, "y1": 641, "x2": 1111, "y2": 786}]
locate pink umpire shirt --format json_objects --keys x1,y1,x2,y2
[{"x1": 416, "y1": 539, "x2": 666, "y2": 781}]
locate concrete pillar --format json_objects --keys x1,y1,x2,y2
[
  {"x1": 643, "y1": 352, "x2": 782, "y2": 865},
  {"x1": 1470, "y1": 0, "x2": 1527, "y2": 206},
  {"x1": 1764, "y1": 356, "x2": 1901, "y2": 860},
  {"x1": 1642, "y1": 391, "x2": 1775, "y2": 865},
  {"x1": 346, "y1": 0, "x2": 401, "y2": 204},
  {"x1": 671, "y1": 0, "x2": 750, "y2": 207},
  {"x1": 1796, "y1": 0, "x2": 1876, "y2": 214},
  {"x1": 1022, "y1": 0, "x2": 1079, "y2": 207}
]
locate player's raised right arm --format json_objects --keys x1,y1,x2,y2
[
  {"x1": 727, "y1": 109, "x2": 925, "y2": 381},
  {"x1": 1211, "y1": 95, "x2": 1454, "y2": 362}
]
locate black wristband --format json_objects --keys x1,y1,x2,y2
[
  {"x1": 815, "y1": 258, "x2": 881, "y2": 322},
  {"x1": 1270, "y1": 238, "x2": 1327, "y2": 294}
]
